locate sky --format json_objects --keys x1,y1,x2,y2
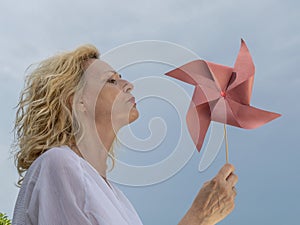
[{"x1": 0, "y1": 0, "x2": 299, "y2": 224}]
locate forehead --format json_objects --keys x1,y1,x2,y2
[{"x1": 83, "y1": 59, "x2": 116, "y2": 80}]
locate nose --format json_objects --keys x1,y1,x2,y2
[{"x1": 122, "y1": 80, "x2": 134, "y2": 93}]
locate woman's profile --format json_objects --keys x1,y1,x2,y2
[{"x1": 12, "y1": 45, "x2": 238, "y2": 225}]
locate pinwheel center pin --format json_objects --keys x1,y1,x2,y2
[{"x1": 220, "y1": 91, "x2": 226, "y2": 97}]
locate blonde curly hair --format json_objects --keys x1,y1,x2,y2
[{"x1": 12, "y1": 44, "x2": 101, "y2": 187}]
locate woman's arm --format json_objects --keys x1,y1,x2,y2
[{"x1": 178, "y1": 164, "x2": 238, "y2": 225}]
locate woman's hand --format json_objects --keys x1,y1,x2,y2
[{"x1": 179, "y1": 164, "x2": 238, "y2": 225}]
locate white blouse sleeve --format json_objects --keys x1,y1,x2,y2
[{"x1": 26, "y1": 149, "x2": 94, "y2": 225}]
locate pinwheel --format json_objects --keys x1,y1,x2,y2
[{"x1": 165, "y1": 39, "x2": 281, "y2": 162}]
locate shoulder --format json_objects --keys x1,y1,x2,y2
[
  {"x1": 28, "y1": 145, "x2": 80, "y2": 169},
  {"x1": 27, "y1": 145, "x2": 83, "y2": 181},
  {"x1": 39, "y1": 145, "x2": 80, "y2": 167}
]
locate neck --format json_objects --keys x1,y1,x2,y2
[
  {"x1": 70, "y1": 120, "x2": 118, "y2": 179},
  {"x1": 96, "y1": 121, "x2": 117, "y2": 153}
]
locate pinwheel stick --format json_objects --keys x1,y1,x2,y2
[{"x1": 224, "y1": 124, "x2": 229, "y2": 163}]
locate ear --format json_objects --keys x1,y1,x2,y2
[
  {"x1": 68, "y1": 95, "x2": 86, "y2": 112},
  {"x1": 78, "y1": 100, "x2": 86, "y2": 112}
]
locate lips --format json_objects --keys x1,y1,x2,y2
[{"x1": 128, "y1": 96, "x2": 136, "y2": 104}]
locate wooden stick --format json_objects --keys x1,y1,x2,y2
[{"x1": 224, "y1": 124, "x2": 229, "y2": 163}]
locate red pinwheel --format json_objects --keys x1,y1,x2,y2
[{"x1": 165, "y1": 39, "x2": 281, "y2": 153}]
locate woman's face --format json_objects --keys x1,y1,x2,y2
[
  {"x1": 95, "y1": 71, "x2": 139, "y2": 127},
  {"x1": 80, "y1": 59, "x2": 139, "y2": 130}
]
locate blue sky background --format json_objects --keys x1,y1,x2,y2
[{"x1": 0, "y1": 0, "x2": 299, "y2": 224}]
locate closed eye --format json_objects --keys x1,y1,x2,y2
[
  {"x1": 107, "y1": 78, "x2": 117, "y2": 84},
  {"x1": 107, "y1": 72, "x2": 122, "y2": 84}
]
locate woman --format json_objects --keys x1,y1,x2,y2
[{"x1": 12, "y1": 45, "x2": 238, "y2": 225}]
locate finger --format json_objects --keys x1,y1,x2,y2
[
  {"x1": 216, "y1": 164, "x2": 235, "y2": 180},
  {"x1": 227, "y1": 173, "x2": 238, "y2": 186}
]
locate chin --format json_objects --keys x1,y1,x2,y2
[
  {"x1": 128, "y1": 107, "x2": 139, "y2": 123},
  {"x1": 111, "y1": 107, "x2": 139, "y2": 130}
]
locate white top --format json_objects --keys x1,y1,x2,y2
[{"x1": 12, "y1": 145, "x2": 143, "y2": 225}]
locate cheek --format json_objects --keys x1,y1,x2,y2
[
  {"x1": 96, "y1": 89, "x2": 120, "y2": 114},
  {"x1": 95, "y1": 96, "x2": 111, "y2": 114}
]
